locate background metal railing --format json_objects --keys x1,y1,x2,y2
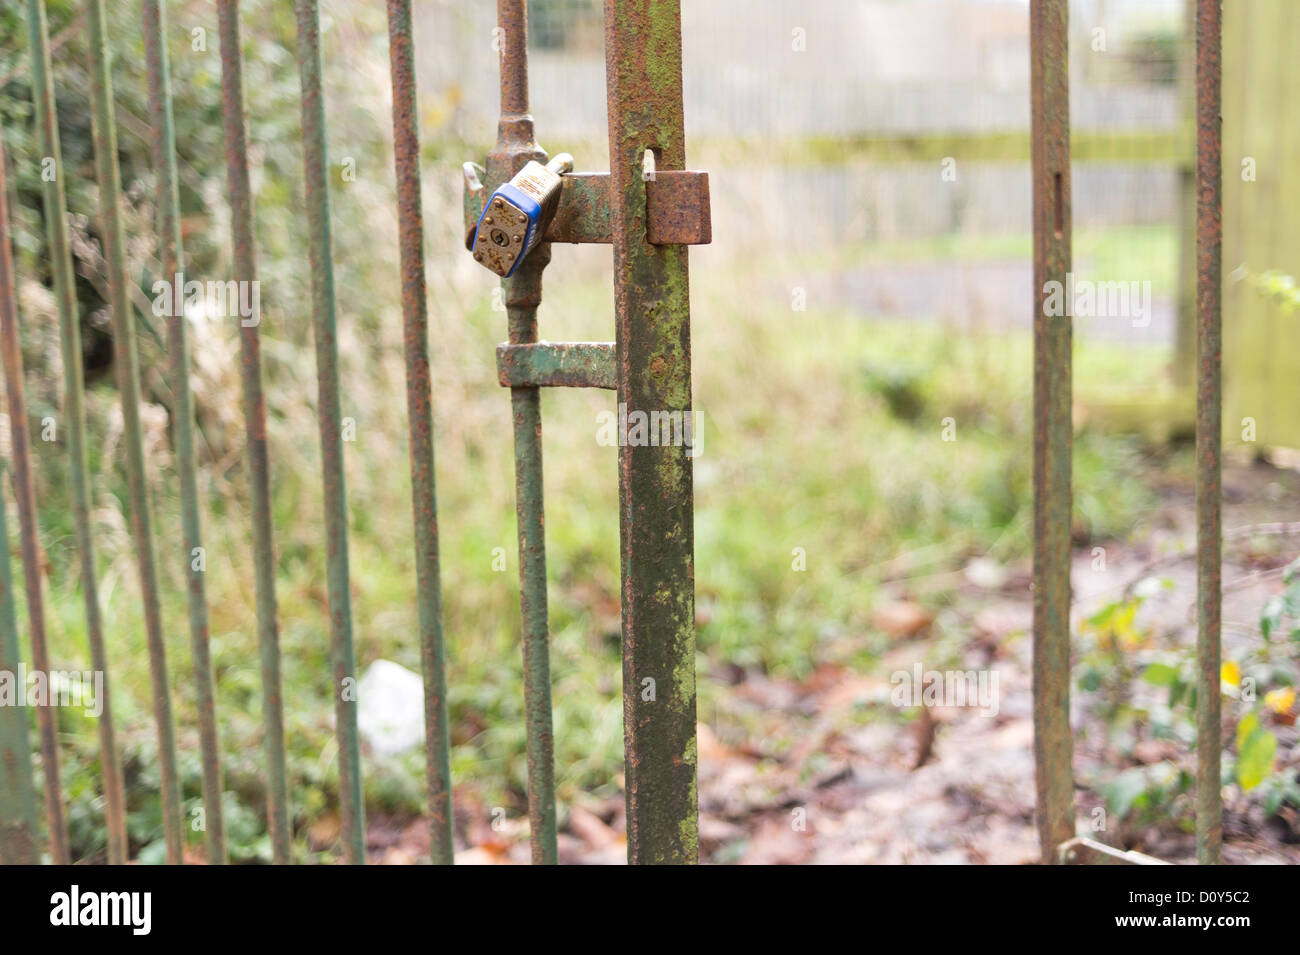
[{"x1": 1029, "y1": 0, "x2": 1223, "y2": 866}]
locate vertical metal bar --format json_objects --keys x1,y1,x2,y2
[
  {"x1": 0, "y1": 140, "x2": 42, "y2": 866},
  {"x1": 142, "y1": 0, "x2": 225, "y2": 865},
  {"x1": 1030, "y1": 0, "x2": 1075, "y2": 864},
  {"x1": 216, "y1": 0, "x2": 291, "y2": 864},
  {"x1": 487, "y1": 0, "x2": 557, "y2": 866},
  {"x1": 384, "y1": 0, "x2": 455, "y2": 866},
  {"x1": 85, "y1": 0, "x2": 185, "y2": 864},
  {"x1": 0, "y1": 467, "x2": 38, "y2": 865},
  {"x1": 1173, "y1": 0, "x2": 1197, "y2": 394},
  {"x1": 292, "y1": 0, "x2": 365, "y2": 865},
  {"x1": 604, "y1": 0, "x2": 698, "y2": 865},
  {"x1": 26, "y1": 0, "x2": 112, "y2": 867},
  {"x1": 1194, "y1": 0, "x2": 1223, "y2": 867}
]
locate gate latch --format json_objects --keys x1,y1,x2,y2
[{"x1": 469, "y1": 153, "x2": 574, "y2": 277}]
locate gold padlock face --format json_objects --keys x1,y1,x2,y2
[{"x1": 471, "y1": 195, "x2": 531, "y2": 278}]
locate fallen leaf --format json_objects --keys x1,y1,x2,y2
[{"x1": 872, "y1": 600, "x2": 934, "y2": 639}]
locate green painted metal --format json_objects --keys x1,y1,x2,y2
[
  {"x1": 605, "y1": 0, "x2": 699, "y2": 865},
  {"x1": 216, "y1": 0, "x2": 291, "y2": 865},
  {"x1": 384, "y1": 0, "x2": 455, "y2": 866},
  {"x1": 27, "y1": 0, "x2": 120, "y2": 866},
  {"x1": 0, "y1": 140, "x2": 41, "y2": 867},
  {"x1": 142, "y1": 0, "x2": 225, "y2": 865},
  {"x1": 484, "y1": 0, "x2": 559, "y2": 866},
  {"x1": 504, "y1": 249, "x2": 558, "y2": 866},
  {"x1": 1029, "y1": 0, "x2": 1075, "y2": 864},
  {"x1": 496, "y1": 343, "x2": 616, "y2": 391},
  {"x1": 86, "y1": 0, "x2": 184, "y2": 865},
  {"x1": 292, "y1": 0, "x2": 365, "y2": 865},
  {"x1": 0, "y1": 465, "x2": 38, "y2": 865},
  {"x1": 1195, "y1": 0, "x2": 1223, "y2": 867}
]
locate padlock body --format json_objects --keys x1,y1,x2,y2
[{"x1": 471, "y1": 161, "x2": 563, "y2": 278}]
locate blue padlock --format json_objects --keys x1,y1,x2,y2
[{"x1": 470, "y1": 153, "x2": 573, "y2": 278}]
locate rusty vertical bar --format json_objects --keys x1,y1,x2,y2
[
  {"x1": 384, "y1": 0, "x2": 455, "y2": 865},
  {"x1": 216, "y1": 0, "x2": 291, "y2": 864},
  {"x1": 143, "y1": 0, "x2": 225, "y2": 865},
  {"x1": 1030, "y1": 0, "x2": 1075, "y2": 864},
  {"x1": 605, "y1": 0, "x2": 698, "y2": 864},
  {"x1": 86, "y1": 0, "x2": 185, "y2": 864},
  {"x1": 488, "y1": 0, "x2": 557, "y2": 866},
  {"x1": 1194, "y1": 0, "x2": 1223, "y2": 867},
  {"x1": 0, "y1": 141, "x2": 41, "y2": 866},
  {"x1": 27, "y1": 0, "x2": 117, "y2": 866},
  {"x1": 292, "y1": 0, "x2": 365, "y2": 865}
]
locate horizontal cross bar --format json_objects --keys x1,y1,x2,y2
[
  {"x1": 497, "y1": 342, "x2": 616, "y2": 390},
  {"x1": 465, "y1": 171, "x2": 711, "y2": 247}
]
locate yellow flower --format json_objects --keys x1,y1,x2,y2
[{"x1": 1221, "y1": 660, "x2": 1241, "y2": 687}]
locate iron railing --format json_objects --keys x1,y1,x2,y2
[
  {"x1": 0, "y1": 0, "x2": 1229, "y2": 867},
  {"x1": 1028, "y1": 0, "x2": 1223, "y2": 866}
]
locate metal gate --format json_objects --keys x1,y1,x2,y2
[
  {"x1": 458, "y1": 0, "x2": 710, "y2": 865},
  {"x1": 0, "y1": 0, "x2": 709, "y2": 866},
  {"x1": 0, "y1": 0, "x2": 1231, "y2": 867}
]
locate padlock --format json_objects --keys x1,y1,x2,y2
[{"x1": 469, "y1": 153, "x2": 574, "y2": 278}]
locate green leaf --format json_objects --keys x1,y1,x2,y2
[
  {"x1": 1078, "y1": 666, "x2": 1102, "y2": 692},
  {"x1": 1143, "y1": 662, "x2": 1179, "y2": 687},
  {"x1": 1235, "y1": 714, "x2": 1277, "y2": 792},
  {"x1": 1106, "y1": 766, "x2": 1151, "y2": 820},
  {"x1": 1261, "y1": 595, "x2": 1284, "y2": 641}
]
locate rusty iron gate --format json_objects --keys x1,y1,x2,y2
[
  {"x1": 458, "y1": 0, "x2": 711, "y2": 865},
  {"x1": 0, "y1": 0, "x2": 708, "y2": 866},
  {"x1": 0, "y1": 0, "x2": 1231, "y2": 867}
]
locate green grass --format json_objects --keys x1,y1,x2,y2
[{"x1": 760, "y1": 224, "x2": 1177, "y2": 294}]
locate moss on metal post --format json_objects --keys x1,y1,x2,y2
[{"x1": 604, "y1": 0, "x2": 699, "y2": 865}]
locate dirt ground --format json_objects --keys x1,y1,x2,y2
[{"x1": 364, "y1": 457, "x2": 1300, "y2": 865}]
